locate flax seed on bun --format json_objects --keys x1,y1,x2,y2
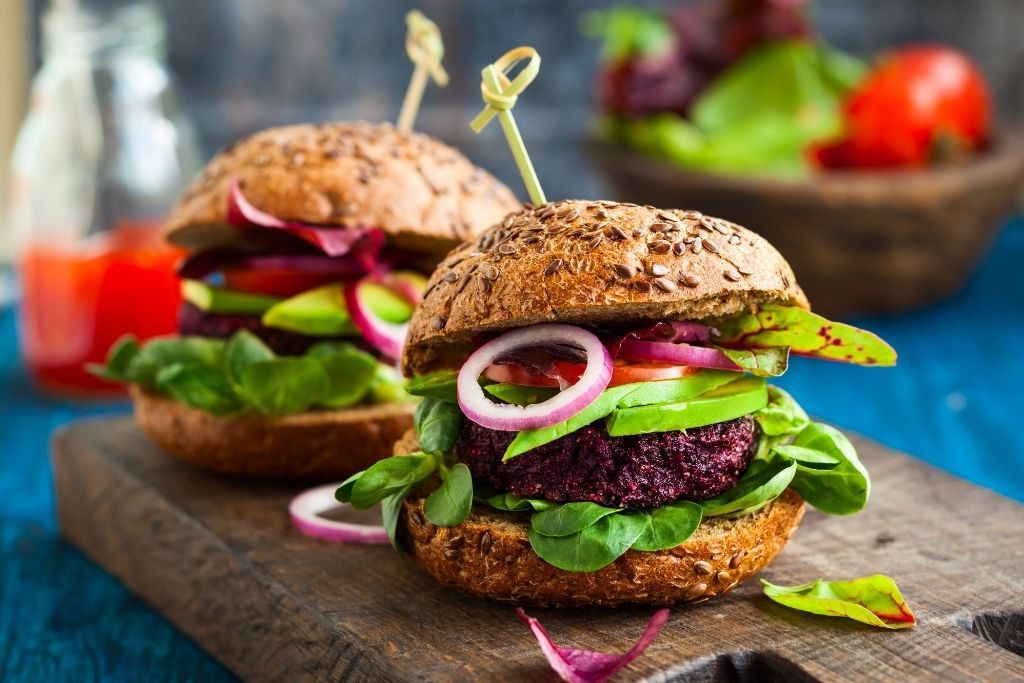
[
  {"x1": 163, "y1": 121, "x2": 520, "y2": 256},
  {"x1": 402, "y1": 200, "x2": 808, "y2": 375},
  {"x1": 392, "y1": 430, "x2": 805, "y2": 607}
]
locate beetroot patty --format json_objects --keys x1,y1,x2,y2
[
  {"x1": 177, "y1": 303, "x2": 377, "y2": 357},
  {"x1": 455, "y1": 417, "x2": 759, "y2": 508}
]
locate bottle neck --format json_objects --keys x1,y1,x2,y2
[{"x1": 42, "y1": 1, "x2": 166, "y2": 64}]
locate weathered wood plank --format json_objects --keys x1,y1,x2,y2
[{"x1": 53, "y1": 418, "x2": 1024, "y2": 682}]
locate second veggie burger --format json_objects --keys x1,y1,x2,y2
[
  {"x1": 95, "y1": 121, "x2": 519, "y2": 479},
  {"x1": 340, "y1": 199, "x2": 896, "y2": 606}
]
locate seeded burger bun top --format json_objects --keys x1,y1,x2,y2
[
  {"x1": 163, "y1": 121, "x2": 521, "y2": 256},
  {"x1": 403, "y1": 200, "x2": 808, "y2": 376}
]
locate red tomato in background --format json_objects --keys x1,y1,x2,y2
[
  {"x1": 483, "y1": 360, "x2": 699, "y2": 388},
  {"x1": 223, "y1": 268, "x2": 344, "y2": 297},
  {"x1": 815, "y1": 46, "x2": 991, "y2": 169}
]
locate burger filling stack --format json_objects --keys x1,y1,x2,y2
[{"x1": 339, "y1": 200, "x2": 896, "y2": 607}]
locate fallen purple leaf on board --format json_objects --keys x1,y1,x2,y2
[{"x1": 515, "y1": 607, "x2": 670, "y2": 683}]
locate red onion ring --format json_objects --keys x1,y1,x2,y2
[
  {"x1": 288, "y1": 483, "x2": 388, "y2": 544},
  {"x1": 617, "y1": 340, "x2": 741, "y2": 371},
  {"x1": 227, "y1": 178, "x2": 385, "y2": 258},
  {"x1": 343, "y1": 275, "x2": 409, "y2": 361},
  {"x1": 457, "y1": 324, "x2": 613, "y2": 431}
]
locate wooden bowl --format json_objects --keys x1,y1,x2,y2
[{"x1": 586, "y1": 134, "x2": 1024, "y2": 316}]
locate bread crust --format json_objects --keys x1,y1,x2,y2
[
  {"x1": 163, "y1": 121, "x2": 520, "y2": 256},
  {"x1": 403, "y1": 200, "x2": 808, "y2": 375},
  {"x1": 393, "y1": 430, "x2": 805, "y2": 607},
  {"x1": 131, "y1": 387, "x2": 414, "y2": 480}
]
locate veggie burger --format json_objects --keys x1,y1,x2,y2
[
  {"x1": 95, "y1": 122, "x2": 519, "y2": 480},
  {"x1": 339, "y1": 199, "x2": 896, "y2": 607}
]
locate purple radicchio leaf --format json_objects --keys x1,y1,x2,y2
[
  {"x1": 515, "y1": 607, "x2": 669, "y2": 683},
  {"x1": 226, "y1": 178, "x2": 385, "y2": 258}
]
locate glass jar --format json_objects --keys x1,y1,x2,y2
[{"x1": 10, "y1": 0, "x2": 200, "y2": 397}]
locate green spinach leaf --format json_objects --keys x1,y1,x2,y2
[
  {"x1": 530, "y1": 502, "x2": 622, "y2": 537},
  {"x1": 414, "y1": 398, "x2": 463, "y2": 453},
  {"x1": 755, "y1": 386, "x2": 810, "y2": 436},
  {"x1": 785, "y1": 423, "x2": 870, "y2": 515},
  {"x1": 127, "y1": 336, "x2": 226, "y2": 390},
  {"x1": 424, "y1": 463, "x2": 474, "y2": 526},
  {"x1": 87, "y1": 335, "x2": 142, "y2": 382},
  {"x1": 774, "y1": 444, "x2": 841, "y2": 469},
  {"x1": 480, "y1": 491, "x2": 554, "y2": 512},
  {"x1": 381, "y1": 484, "x2": 414, "y2": 551},
  {"x1": 225, "y1": 329, "x2": 275, "y2": 387},
  {"x1": 762, "y1": 575, "x2": 916, "y2": 629},
  {"x1": 347, "y1": 452, "x2": 437, "y2": 509},
  {"x1": 630, "y1": 501, "x2": 703, "y2": 552},
  {"x1": 154, "y1": 362, "x2": 241, "y2": 416},
  {"x1": 528, "y1": 512, "x2": 646, "y2": 572},
  {"x1": 701, "y1": 457, "x2": 796, "y2": 517},
  {"x1": 239, "y1": 358, "x2": 329, "y2": 416},
  {"x1": 405, "y1": 370, "x2": 460, "y2": 402},
  {"x1": 335, "y1": 470, "x2": 364, "y2": 503},
  {"x1": 306, "y1": 341, "x2": 379, "y2": 409}
]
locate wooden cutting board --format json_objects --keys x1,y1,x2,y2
[{"x1": 52, "y1": 418, "x2": 1024, "y2": 682}]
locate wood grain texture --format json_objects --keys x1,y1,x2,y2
[{"x1": 53, "y1": 418, "x2": 1024, "y2": 682}]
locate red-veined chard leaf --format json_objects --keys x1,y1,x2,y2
[
  {"x1": 761, "y1": 575, "x2": 916, "y2": 629},
  {"x1": 714, "y1": 304, "x2": 896, "y2": 366},
  {"x1": 717, "y1": 346, "x2": 789, "y2": 377}
]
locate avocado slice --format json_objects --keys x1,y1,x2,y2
[
  {"x1": 606, "y1": 376, "x2": 768, "y2": 437},
  {"x1": 484, "y1": 369, "x2": 740, "y2": 407},
  {"x1": 181, "y1": 280, "x2": 281, "y2": 316},
  {"x1": 390, "y1": 269, "x2": 429, "y2": 292},
  {"x1": 261, "y1": 283, "x2": 414, "y2": 337},
  {"x1": 616, "y1": 370, "x2": 742, "y2": 407}
]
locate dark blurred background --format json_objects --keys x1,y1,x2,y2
[{"x1": 26, "y1": 0, "x2": 1024, "y2": 201}]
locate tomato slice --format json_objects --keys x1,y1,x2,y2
[
  {"x1": 483, "y1": 360, "x2": 698, "y2": 388},
  {"x1": 223, "y1": 268, "x2": 346, "y2": 298}
]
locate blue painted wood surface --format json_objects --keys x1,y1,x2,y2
[{"x1": 1, "y1": 219, "x2": 1022, "y2": 681}]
